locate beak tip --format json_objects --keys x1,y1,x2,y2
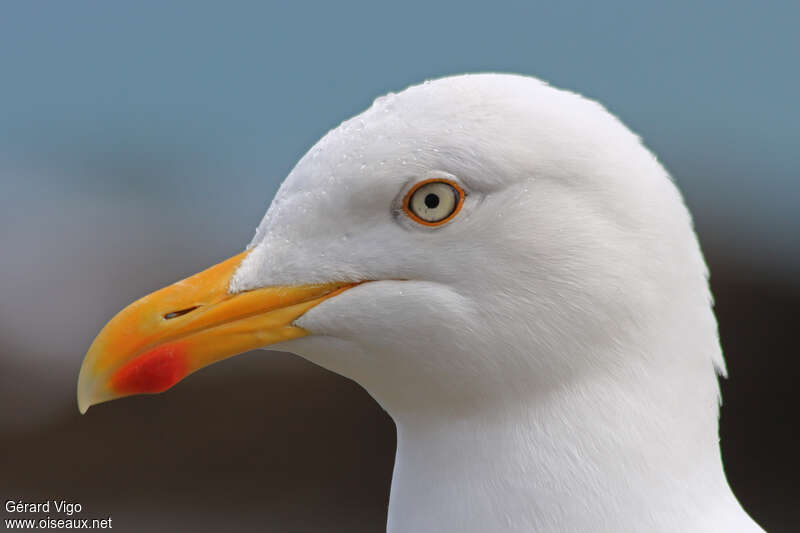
[
  {"x1": 77, "y1": 359, "x2": 98, "y2": 415},
  {"x1": 77, "y1": 381, "x2": 92, "y2": 414}
]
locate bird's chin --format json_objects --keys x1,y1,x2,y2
[{"x1": 268, "y1": 335, "x2": 369, "y2": 382}]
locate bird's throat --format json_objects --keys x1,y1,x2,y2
[{"x1": 385, "y1": 358, "x2": 738, "y2": 533}]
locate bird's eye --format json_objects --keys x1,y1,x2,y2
[{"x1": 403, "y1": 179, "x2": 465, "y2": 226}]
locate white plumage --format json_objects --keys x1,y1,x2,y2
[{"x1": 230, "y1": 74, "x2": 762, "y2": 532}]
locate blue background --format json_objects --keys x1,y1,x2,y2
[{"x1": 2, "y1": 2, "x2": 798, "y2": 272}]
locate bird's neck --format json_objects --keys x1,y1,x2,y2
[{"x1": 385, "y1": 349, "x2": 753, "y2": 533}]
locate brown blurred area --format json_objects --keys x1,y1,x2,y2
[
  {"x1": 2, "y1": 351, "x2": 395, "y2": 532},
  {"x1": 1, "y1": 248, "x2": 797, "y2": 532},
  {"x1": 711, "y1": 255, "x2": 800, "y2": 533}
]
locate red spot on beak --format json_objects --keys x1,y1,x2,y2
[{"x1": 111, "y1": 344, "x2": 189, "y2": 395}]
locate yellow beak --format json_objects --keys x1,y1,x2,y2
[{"x1": 77, "y1": 250, "x2": 356, "y2": 413}]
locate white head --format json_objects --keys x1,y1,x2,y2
[{"x1": 231, "y1": 73, "x2": 723, "y2": 421}]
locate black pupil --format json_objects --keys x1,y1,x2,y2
[{"x1": 424, "y1": 193, "x2": 440, "y2": 209}]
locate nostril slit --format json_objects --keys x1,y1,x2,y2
[{"x1": 163, "y1": 306, "x2": 199, "y2": 320}]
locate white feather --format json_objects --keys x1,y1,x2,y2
[{"x1": 231, "y1": 74, "x2": 762, "y2": 532}]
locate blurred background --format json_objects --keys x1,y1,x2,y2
[{"x1": 1, "y1": 2, "x2": 797, "y2": 531}]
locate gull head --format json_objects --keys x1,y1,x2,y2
[
  {"x1": 229, "y1": 73, "x2": 720, "y2": 418},
  {"x1": 78, "y1": 73, "x2": 720, "y2": 421}
]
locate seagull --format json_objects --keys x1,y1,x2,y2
[{"x1": 77, "y1": 73, "x2": 764, "y2": 532}]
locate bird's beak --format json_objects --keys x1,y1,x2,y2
[{"x1": 77, "y1": 250, "x2": 356, "y2": 414}]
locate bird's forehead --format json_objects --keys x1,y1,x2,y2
[
  {"x1": 277, "y1": 74, "x2": 587, "y2": 190},
  {"x1": 247, "y1": 73, "x2": 631, "y2": 247},
  {"x1": 266, "y1": 79, "x2": 532, "y2": 199}
]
